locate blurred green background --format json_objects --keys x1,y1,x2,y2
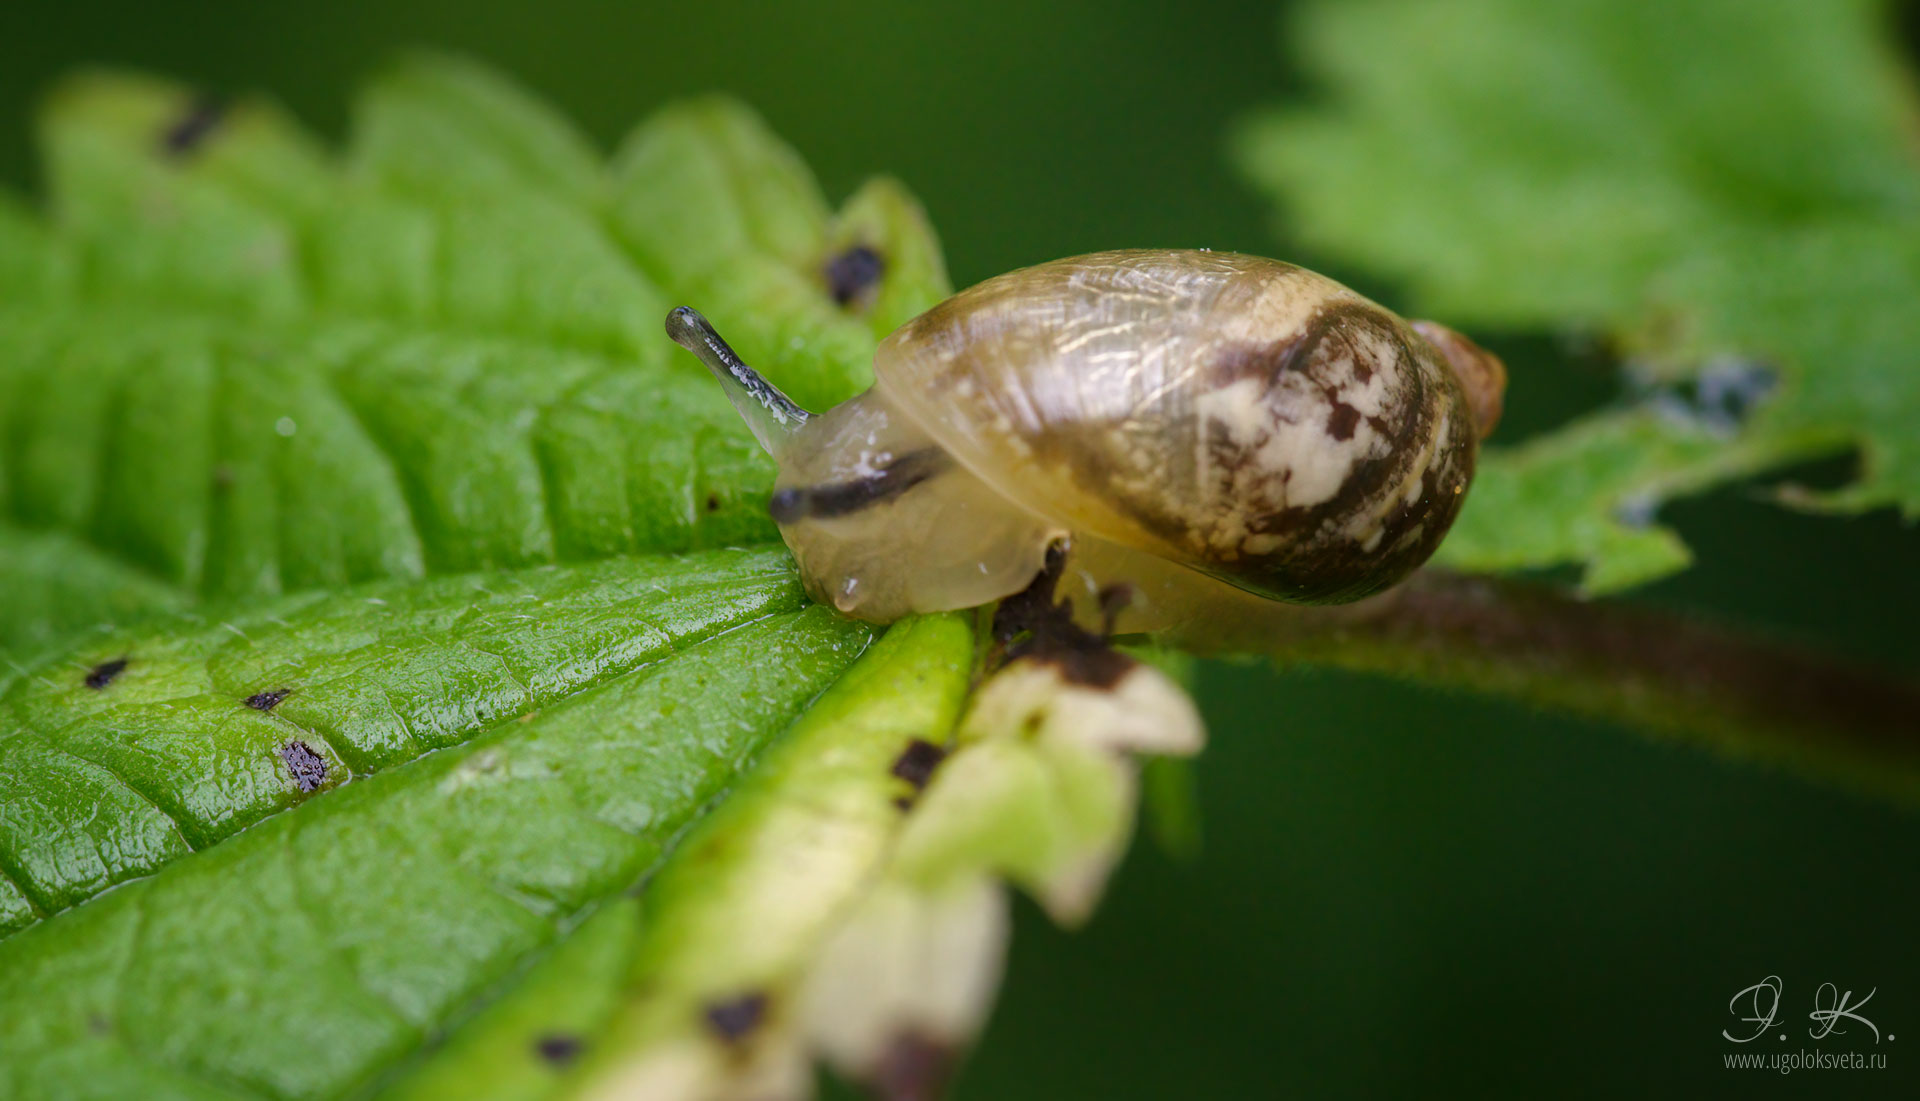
[{"x1": 2, "y1": 0, "x2": 1916, "y2": 1096}]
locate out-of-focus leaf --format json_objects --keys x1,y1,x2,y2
[
  {"x1": 0, "y1": 525, "x2": 190, "y2": 664},
  {"x1": 1234, "y1": 0, "x2": 1920, "y2": 592}
]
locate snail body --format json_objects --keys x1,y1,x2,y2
[{"x1": 668, "y1": 250, "x2": 1505, "y2": 626}]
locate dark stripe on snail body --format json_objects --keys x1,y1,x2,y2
[
  {"x1": 667, "y1": 250, "x2": 1506, "y2": 627},
  {"x1": 768, "y1": 448, "x2": 951, "y2": 524}
]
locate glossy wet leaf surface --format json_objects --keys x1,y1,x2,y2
[
  {"x1": 1, "y1": 595, "x2": 871, "y2": 1098},
  {"x1": 0, "y1": 548, "x2": 815, "y2": 933}
]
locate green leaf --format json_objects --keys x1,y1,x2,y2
[
  {"x1": 554, "y1": 614, "x2": 978, "y2": 1098},
  {"x1": 1234, "y1": 0, "x2": 1920, "y2": 592},
  {"x1": 0, "y1": 55, "x2": 1203, "y2": 1100},
  {"x1": 0, "y1": 525, "x2": 190, "y2": 664},
  {"x1": 0, "y1": 546, "x2": 814, "y2": 930},
  {"x1": 0, "y1": 586, "x2": 871, "y2": 1098},
  {"x1": 1, "y1": 54, "x2": 952, "y2": 640}
]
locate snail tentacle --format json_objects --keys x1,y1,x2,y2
[{"x1": 665, "y1": 306, "x2": 812, "y2": 458}]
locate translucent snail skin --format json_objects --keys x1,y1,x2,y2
[{"x1": 667, "y1": 249, "x2": 1506, "y2": 628}]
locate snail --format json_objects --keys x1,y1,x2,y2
[{"x1": 666, "y1": 249, "x2": 1505, "y2": 628}]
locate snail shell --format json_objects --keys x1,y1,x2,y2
[{"x1": 668, "y1": 249, "x2": 1505, "y2": 625}]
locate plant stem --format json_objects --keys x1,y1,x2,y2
[{"x1": 1197, "y1": 570, "x2": 1920, "y2": 801}]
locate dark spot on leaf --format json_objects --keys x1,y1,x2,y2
[
  {"x1": 88, "y1": 1014, "x2": 111, "y2": 1036},
  {"x1": 824, "y1": 244, "x2": 886, "y2": 307},
  {"x1": 244, "y1": 687, "x2": 292, "y2": 711},
  {"x1": 870, "y1": 1030, "x2": 956, "y2": 1101},
  {"x1": 534, "y1": 1033, "x2": 583, "y2": 1066},
  {"x1": 279, "y1": 741, "x2": 328, "y2": 793},
  {"x1": 1327, "y1": 402, "x2": 1361, "y2": 441},
  {"x1": 890, "y1": 738, "x2": 946, "y2": 792},
  {"x1": 1613, "y1": 493, "x2": 1659, "y2": 530},
  {"x1": 212, "y1": 465, "x2": 235, "y2": 492},
  {"x1": 705, "y1": 492, "x2": 721, "y2": 513},
  {"x1": 1634, "y1": 359, "x2": 1777, "y2": 435},
  {"x1": 991, "y1": 546, "x2": 1136, "y2": 689},
  {"x1": 161, "y1": 94, "x2": 227, "y2": 158},
  {"x1": 85, "y1": 658, "x2": 129, "y2": 690},
  {"x1": 703, "y1": 992, "x2": 768, "y2": 1042}
]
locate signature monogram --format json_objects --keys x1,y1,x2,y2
[{"x1": 1724, "y1": 976, "x2": 1883, "y2": 1044}]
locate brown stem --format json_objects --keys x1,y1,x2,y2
[{"x1": 1185, "y1": 570, "x2": 1920, "y2": 802}]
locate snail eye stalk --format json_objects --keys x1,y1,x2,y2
[{"x1": 666, "y1": 306, "x2": 813, "y2": 458}]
